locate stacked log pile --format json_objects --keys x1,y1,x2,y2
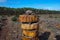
[{"x1": 19, "y1": 14, "x2": 39, "y2": 40}]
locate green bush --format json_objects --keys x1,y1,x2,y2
[{"x1": 11, "y1": 16, "x2": 17, "y2": 22}]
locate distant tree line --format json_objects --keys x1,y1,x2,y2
[{"x1": 0, "y1": 7, "x2": 60, "y2": 15}]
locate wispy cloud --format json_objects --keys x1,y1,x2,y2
[{"x1": 0, "y1": 0, "x2": 7, "y2": 2}]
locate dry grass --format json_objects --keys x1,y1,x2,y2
[{"x1": 0, "y1": 14, "x2": 60, "y2": 40}]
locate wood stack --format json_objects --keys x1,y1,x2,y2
[
  {"x1": 19, "y1": 15, "x2": 38, "y2": 22},
  {"x1": 19, "y1": 15, "x2": 39, "y2": 40}
]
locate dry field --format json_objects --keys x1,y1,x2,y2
[{"x1": 0, "y1": 14, "x2": 60, "y2": 40}]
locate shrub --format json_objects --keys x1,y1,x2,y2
[{"x1": 11, "y1": 16, "x2": 17, "y2": 22}]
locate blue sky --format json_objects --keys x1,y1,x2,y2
[{"x1": 0, "y1": 0, "x2": 60, "y2": 10}]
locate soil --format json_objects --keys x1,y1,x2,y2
[{"x1": 0, "y1": 16, "x2": 60, "y2": 40}]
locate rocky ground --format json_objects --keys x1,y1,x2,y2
[{"x1": 0, "y1": 16, "x2": 60, "y2": 40}]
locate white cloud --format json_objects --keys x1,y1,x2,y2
[{"x1": 0, "y1": 0, "x2": 7, "y2": 2}]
